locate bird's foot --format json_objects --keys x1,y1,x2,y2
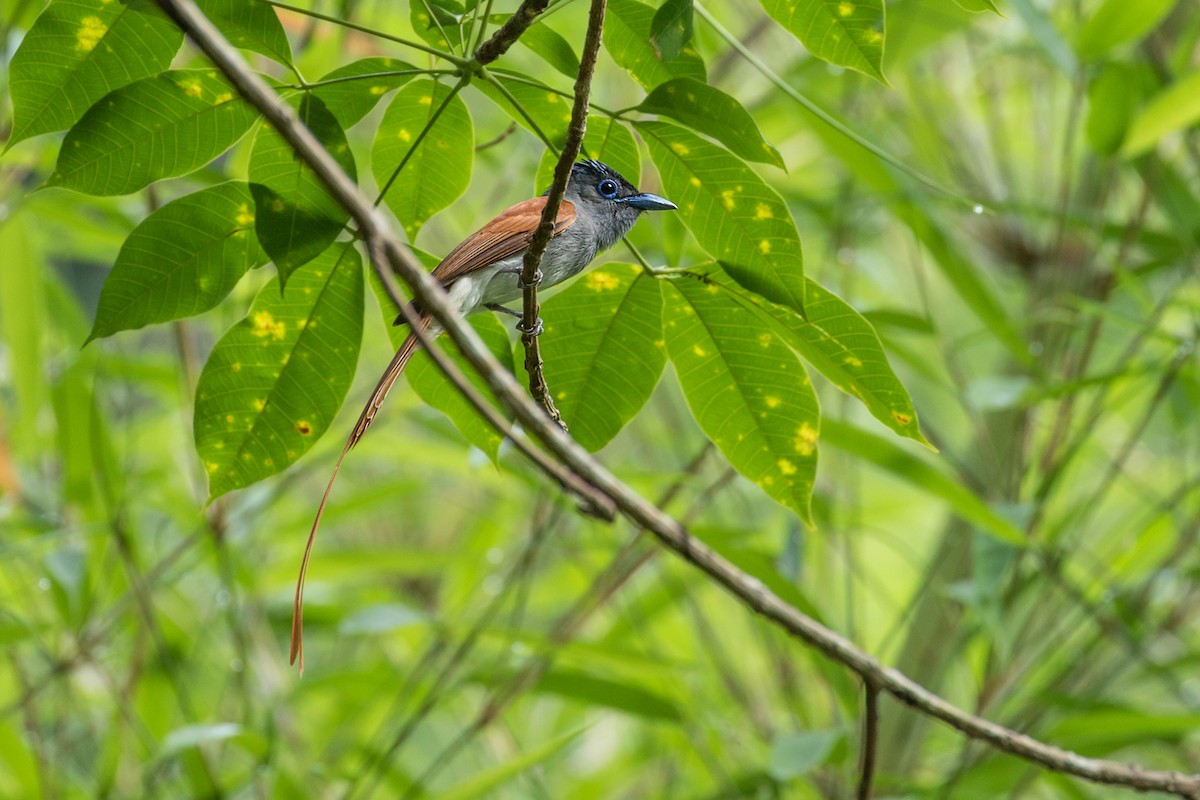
[
  {"x1": 499, "y1": 268, "x2": 542, "y2": 289},
  {"x1": 485, "y1": 303, "x2": 522, "y2": 319},
  {"x1": 515, "y1": 317, "x2": 544, "y2": 337}
]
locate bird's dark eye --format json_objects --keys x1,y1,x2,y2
[{"x1": 597, "y1": 179, "x2": 619, "y2": 199}]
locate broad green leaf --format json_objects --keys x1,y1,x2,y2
[
  {"x1": 821, "y1": 419, "x2": 1026, "y2": 545},
  {"x1": 539, "y1": 264, "x2": 666, "y2": 451},
  {"x1": 516, "y1": 22, "x2": 581, "y2": 79},
  {"x1": 197, "y1": 0, "x2": 293, "y2": 66},
  {"x1": 369, "y1": 267, "x2": 516, "y2": 461},
  {"x1": 88, "y1": 182, "x2": 267, "y2": 342},
  {"x1": 759, "y1": 0, "x2": 887, "y2": 82},
  {"x1": 433, "y1": 727, "x2": 584, "y2": 800},
  {"x1": 1121, "y1": 70, "x2": 1200, "y2": 158},
  {"x1": 649, "y1": 0, "x2": 694, "y2": 62},
  {"x1": 7, "y1": 0, "x2": 182, "y2": 148},
  {"x1": 952, "y1": 0, "x2": 1001, "y2": 12},
  {"x1": 373, "y1": 80, "x2": 474, "y2": 239},
  {"x1": 768, "y1": 730, "x2": 841, "y2": 780},
  {"x1": 535, "y1": 117, "x2": 642, "y2": 193},
  {"x1": 605, "y1": 0, "x2": 706, "y2": 89},
  {"x1": 475, "y1": 73, "x2": 574, "y2": 145},
  {"x1": 707, "y1": 268, "x2": 928, "y2": 446},
  {"x1": 1077, "y1": 0, "x2": 1177, "y2": 60},
  {"x1": 160, "y1": 723, "x2": 267, "y2": 761},
  {"x1": 638, "y1": 77, "x2": 784, "y2": 168},
  {"x1": 49, "y1": 70, "x2": 258, "y2": 196},
  {"x1": 249, "y1": 95, "x2": 356, "y2": 283},
  {"x1": 411, "y1": 0, "x2": 465, "y2": 50},
  {"x1": 664, "y1": 277, "x2": 818, "y2": 524},
  {"x1": 530, "y1": 669, "x2": 682, "y2": 721},
  {"x1": 195, "y1": 242, "x2": 363, "y2": 500},
  {"x1": 311, "y1": 57, "x2": 419, "y2": 128},
  {"x1": 640, "y1": 120, "x2": 806, "y2": 316},
  {"x1": 1085, "y1": 63, "x2": 1148, "y2": 155}
]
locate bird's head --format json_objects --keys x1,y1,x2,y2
[{"x1": 566, "y1": 160, "x2": 677, "y2": 212}]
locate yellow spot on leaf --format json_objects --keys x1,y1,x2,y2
[
  {"x1": 419, "y1": 95, "x2": 433, "y2": 105},
  {"x1": 893, "y1": 410, "x2": 912, "y2": 425},
  {"x1": 838, "y1": 1, "x2": 854, "y2": 16},
  {"x1": 793, "y1": 422, "x2": 817, "y2": 456},
  {"x1": 271, "y1": 199, "x2": 285, "y2": 212},
  {"x1": 546, "y1": 93, "x2": 559, "y2": 103},
  {"x1": 777, "y1": 458, "x2": 797, "y2": 475},
  {"x1": 235, "y1": 204, "x2": 254, "y2": 226},
  {"x1": 225, "y1": 414, "x2": 234, "y2": 423},
  {"x1": 721, "y1": 189, "x2": 736, "y2": 210},
  {"x1": 760, "y1": 476, "x2": 775, "y2": 486},
  {"x1": 758, "y1": 240, "x2": 771, "y2": 254},
  {"x1": 844, "y1": 355, "x2": 863, "y2": 367},
  {"x1": 207, "y1": 462, "x2": 219, "y2": 473},
  {"x1": 759, "y1": 333, "x2": 772, "y2": 347},
  {"x1": 252, "y1": 311, "x2": 287, "y2": 340},
  {"x1": 214, "y1": 92, "x2": 233, "y2": 104},
  {"x1": 765, "y1": 396, "x2": 780, "y2": 408},
  {"x1": 586, "y1": 271, "x2": 620, "y2": 291},
  {"x1": 398, "y1": 128, "x2": 412, "y2": 142},
  {"x1": 692, "y1": 344, "x2": 707, "y2": 357},
  {"x1": 754, "y1": 203, "x2": 773, "y2": 220},
  {"x1": 231, "y1": 362, "x2": 241, "y2": 372},
  {"x1": 76, "y1": 17, "x2": 107, "y2": 52},
  {"x1": 867, "y1": 29, "x2": 883, "y2": 44},
  {"x1": 296, "y1": 421, "x2": 313, "y2": 435},
  {"x1": 689, "y1": 176, "x2": 701, "y2": 187},
  {"x1": 254, "y1": 398, "x2": 266, "y2": 411},
  {"x1": 370, "y1": 85, "x2": 388, "y2": 95},
  {"x1": 670, "y1": 142, "x2": 690, "y2": 156},
  {"x1": 181, "y1": 79, "x2": 204, "y2": 99}
]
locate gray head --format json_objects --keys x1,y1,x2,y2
[{"x1": 560, "y1": 160, "x2": 676, "y2": 251}]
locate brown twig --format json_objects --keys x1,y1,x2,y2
[
  {"x1": 153, "y1": 3, "x2": 1200, "y2": 795},
  {"x1": 517, "y1": 0, "x2": 607, "y2": 427},
  {"x1": 858, "y1": 682, "x2": 881, "y2": 800},
  {"x1": 473, "y1": 0, "x2": 549, "y2": 65}
]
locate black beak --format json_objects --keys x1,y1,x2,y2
[{"x1": 618, "y1": 192, "x2": 677, "y2": 211}]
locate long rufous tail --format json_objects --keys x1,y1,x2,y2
[{"x1": 290, "y1": 317, "x2": 432, "y2": 672}]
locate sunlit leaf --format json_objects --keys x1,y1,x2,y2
[
  {"x1": 434, "y1": 727, "x2": 585, "y2": 800},
  {"x1": 821, "y1": 419, "x2": 1025, "y2": 545},
  {"x1": 640, "y1": 120, "x2": 806, "y2": 316},
  {"x1": 768, "y1": 730, "x2": 841, "y2": 780},
  {"x1": 249, "y1": 94, "x2": 356, "y2": 284},
  {"x1": 1121, "y1": 70, "x2": 1200, "y2": 158},
  {"x1": 311, "y1": 57, "x2": 419, "y2": 128},
  {"x1": 952, "y1": 0, "x2": 1001, "y2": 12},
  {"x1": 528, "y1": 669, "x2": 683, "y2": 721},
  {"x1": 197, "y1": 0, "x2": 293, "y2": 67},
  {"x1": 195, "y1": 242, "x2": 363, "y2": 500},
  {"x1": 758, "y1": 0, "x2": 887, "y2": 82},
  {"x1": 535, "y1": 118, "x2": 642, "y2": 193},
  {"x1": 638, "y1": 77, "x2": 784, "y2": 168},
  {"x1": 1085, "y1": 63, "x2": 1150, "y2": 155},
  {"x1": 664, "y1": 276, "x2": 818, "y2": 524},
  {"x1": 410, "y1": 0, "x2": 464, "y2": 50},
  {"x1": 1076, "y1": 0, "x2": 1177, "y2": 60},
  {"x1": 540, "y1": 264, "x2": 666, "y2": 451},
  {"x1": 706, "y1": 268, "x2": 928, "y2": 446},
  {"x1": 475, "y1": 72, "x2": 574, "y2": 146},
  {"x1": 605, "y1": 0, "x2": 706, "y2": 89},
  {"x1": 7, "y1": 0, "x2": 182, "y2": 148},
  {"x1": 373, "y1": 80, "x2": 473, "y2": 240},
  {"x1": 516, "y1": 22, "x2": 581, "y2": 79},
  {"x1": 88, "y1": 182, "x2": 266, "y2": 342},
  {"x1": 48, "y1": 70, "x2": 258, "y2": 196},
  {"x1": 649, "y1": 0, "x2": 694, "y2": 62}
]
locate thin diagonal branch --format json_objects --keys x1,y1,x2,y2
[
  {"x1": 517, "y1": 0, "x2": 607, "y2": 426},
  {"x1": 473, "y1": 0, "x2": 549, "y2": 65},
  {"x1": 155, "y1": 3, "x2": 1200, "y2": 796}
]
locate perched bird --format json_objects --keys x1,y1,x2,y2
[{"x1": 291, "y1": 160, "x2": 676, "y2": 669}]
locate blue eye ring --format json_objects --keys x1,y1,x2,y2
[{"x1": 597, "y1": 179, "x2": 619, "y2": 199}]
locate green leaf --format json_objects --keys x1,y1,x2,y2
[
  {"x1": 49, "y1": 70, "x2": 258, "y2": 196},
  {"x1": 311, "y1": 57, "x2": 419, "y2": 128},
  {"x1": 88, "y1": 182, "x2": 267, "y2": 342},
  {"x1": 530, "y1": 669, "x2": 683, "y2": 721},
  {"x1": 1077, "y1": 0, "x2": 1177, "y2": 60},
  {"x1": 639, "y1": 120, "x2": 806, "y2": 316},
  {"x1": 768, "y1": 730, "x2": 841, "y2": 780},
  {"x1": 196, "y1": 0, "x2": 293, "y2": 67},
  {"x1": 952, "y1": 0, "x2": 1001, "y2": 12},
  {"x1": 367, "y1": 260, "x2": 516, "y2": 460},
  {"x1": 707, "y1": 269, "x2": 928, "y2": 446},
  {"x1": 7, "y1": 0, "x2": 182, "y2": 148},
  {"x1": 758, "y1": 0, "x2": 887, "y2": 82},
  {"x1": 664, "y1": 276, "x2": 818, "y2": 525},
  {"x1": 159, "y1": 723, "x2": 268, "y2": 761},
  {"x1": 539, "y1": 264, "x2": 666, "y2": 451},
  {"x1": 605, "y1": 0, "x2": 706, "y2": 89},
  {"x1": 535, "y1": 117, "x2": 642, "y2": 194},
  {"x1": 194, "y1": 242, "x2": 363, "y2": 500},
  {"x1": 410, "y1": 0, "x2": 464, "y2": 50},
  {"x1": 475, "y1": 73, "x2": 574, "y2": 145},
  {"x1": 820, "y1": 419, "x2": 1026, "y2": 545},
  {"x1": 638, "y1": 77, "x2": 784, "y2": 168},
  {"x1": 1085, "y1": 63, "x2": 1148, "y2": 155},
  {"x1": 650, "y1": 0, "x2": 694, "y2": 62},
  {"x1": 373, "y1": 80, "x2": 474, "y2": 240},
  {"x1": 432, "y1": 726, "x2": 585, "y2": 800},
  {"x1": 1121, "y1": 70, "x2": 1200, "y2": 158},
  {"x1": 249, "y1": 94, "x2": 356, "y2": 284},
  {"x1": 517, "y1": 23, "x2": 581, "y2": 79}
]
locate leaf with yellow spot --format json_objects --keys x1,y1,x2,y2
[
  {"x1": 639, "y1": 120, "x2": 806, "y2": 316},
  {"x1": 194, "y1": 243, "x2": 363, "y2": 501},
  {"x1": 373, "y1": 80, "x2": 473, "y2": 240},
  {"x1": 196, "y1": 0, "x2": 293, "y2": 67},
  {"x1": 664, "y1": 276, "x2": 818, "y2": 525},
  {"x1": 7, "y1": 0, "x2": 182, "y2": 149},
  {"x1": 759, "y1": 0, "x2": 887, "y2": 82},
  {"x1": 638, "y1": 78, "x2": 784, "y2": 168},
  {"x1": 311, "y1": 57, "x2": 420, "y2": 128},
  {"x1": 535, "y1": 117, "x2": 642, "y2": 195},
  {"x1": 88, "y1": 182, "x2": 268, "y2": 342},
  {"x1": 539, "y1": 264, "x2": 667, "y2": 451},
  {"x1": 250, "y1": 94, "x2": 356, "y2": 286},
  {"x1": 48, "y1": 70, "x2": 258, "y2": 196},
  {"x1": 605, "y1": 0, "x2": 706, "y2": 89}
]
